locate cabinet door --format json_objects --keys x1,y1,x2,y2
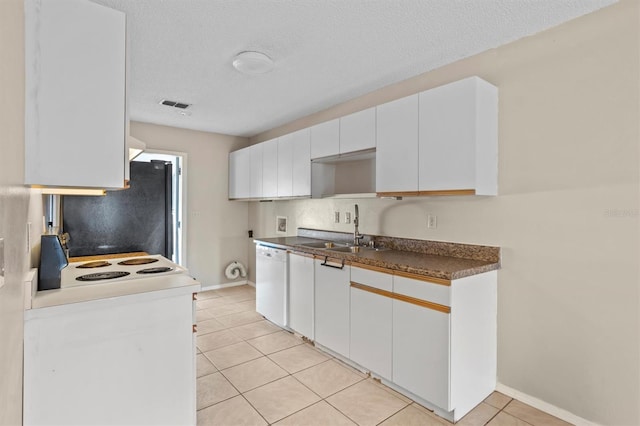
[
  {"x1": 419, "y1": 77, "x2": 498, "y2": 194},
  {"x1": 310, "y1": 119, "x2": 340, "y2": 159},
  {"x1": 277, "y1": 135, "x2": 294, "y2": 197},
  {"x1": 262, "y1": 138, "x2": 279, "y2": 198},
  {"x1": 376, "y1": 95, "x2": 419, "y2": 193},
  {"x1": 25, "y1": 0, "x2": 126, "y2": 188},
  {"x1": 289, "y1": 253, "x2": 314, "y2": 339},
  {"x1": 340, "y1": 108, "x2": 376, "y2": 153},
  {"x1": 350, "y1": 286, "x2": 392, "y2": 379},
  {"x1": 228, "y1": 147, "x2": 251, "y2": 199},
  {"x1": 291, "y1": 129, "x2": 311, "y2": 197},
  {"x1": 250, "y1": 144, "x2": 263, "y2": 199},
  {"x1": 393, "y1": 299, "x2": 450, "y2": 410},
  {"x1": 314, "y1": 258, "x2": 350, "y2": 358}
]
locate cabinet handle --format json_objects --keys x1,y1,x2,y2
[
  {"x1": 192, "y1": 324, "x2": 197, "y2": 333},
  {"x1": 320, "y1": 256, "x2": 345, "y2": 269}
]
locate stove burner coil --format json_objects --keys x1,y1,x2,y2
[
  {"x1": 76, "y1": 271, "x2": 131, "y2": 281},
  {"x1": 117, "y1": 258, "x2": 159, "y2": 266},
  {"x1": 136, "y1": 267, "x2": 173, "y2": 274},
  {"x1": 77, "y1": 261, "x2": 112, "y2": 269}
]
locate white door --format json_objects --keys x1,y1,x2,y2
[
  {"x1": 340, "y1": 108, "x2": 376, "y2": 153},
  {"x1": 376, "y1": 94, "x2": 419, "y2": 193},
  {"x1": 291, "y1": 129, "x2": 311, "y2": 197},
  {"x1": 255, "y1": 246, "x2": 287, "y2": 327},
  {"x1": 249, "y1": 143, "x2": 263, "y2": 198},
  {"x1": 393, "y1": 299, "x2": 451, "y2": 410},
  {"x1": 288, "y1": 252, "x2": 314, "y2": 339},
  {"x1": 310, "y1": 119, "x2": 340, "y2": 159},
  {"x1": 229, "y1": 147, "x2": 251, "y2": 199},
  {"x1": 25, "y1": 0, "x2": 126, "y2": 188},
  {"x1": 277, "y1": 135, "x2": 294, "y2": 197},
  {"x1": 350, "y1": 286, "x2": 392, "y2": 379},
  {"x1": 262, "y1": 138, "x2": 279, "y2": 198},
  {"x1": 314, "y1": 258, "x2": 350, "y2": 357}
]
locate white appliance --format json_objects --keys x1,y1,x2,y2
[{"x1": 255, "y1": 244, "x2": 288, "y2": 327}]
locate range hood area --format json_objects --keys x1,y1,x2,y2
[{"x1": 311, "y1": 149, "x2": 377, "y2": 199}]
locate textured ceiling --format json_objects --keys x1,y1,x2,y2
[{"x1": 90, "y1": 0, "x2": 616, "y2": 137}]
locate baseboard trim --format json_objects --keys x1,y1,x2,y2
[
  {"x1": 200, "y1": 280, "x2": 248, "y2": 291},
  {"x1": 496, "y1": 383, "x2": 600, "y2": 426}
]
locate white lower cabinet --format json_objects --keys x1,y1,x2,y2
[
  {"x1": 349, "y1": 266, "x2": 393, "y2": 380},
  {"x1": 288, "y1": 252, "x2": 314, "y2": 339},
  {"x1": 392, "y1": 297, "x2": 451, "y2": 410},
  {"x1": 314, "y1": 258, "x2": 350, "y2": 358},
  {"x1": 24, "y1": 289, "x2": 197, "y2": 425}
]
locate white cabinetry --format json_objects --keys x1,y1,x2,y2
[
  {"x1": 393, "y1": 296, "x2": 450, "y2": 410},
  {"x1": 419, "y1": 77, "x2": 497, "y2": 195},
  {"x1": 291, "y1": 129, "x2": 311, "y2": 197},
  {"x1": 25, "y1": 0, "x2": 127, "y2": 189},
  {"x1": 277, "y1": 135, "x2": 294, "y2": 197},
  {"x1": 392, "y1": 271, "x2": 497, "y2": 422},
  {"x1": 314, "y1": 258, "x2": 350, "y2": 358},
  {"x1": 340, "y1": 108, "x2": 376, "y2": 153},
  {"x1": 228, "y1": 147, "x2": 251, "y2": 199},
  {"x1": 288, "y1": 252, "x2": 314, "y2": 339},
  {"x1": 262, "y1": 138, "x2": 279, "y2": 198},
  {"x1": 250, "y1": 143, "x2": 263, "y2": 198},
  {"x1": 376, "y1": 95, "x2": 419, "y2": 194},
  {"x1": 310, "y1": 119, "x2": 340, "y2": 159},
  {"x1": 350, "y1": 266, "x2": 393, "y2": 380},
  {"x1": 24, "y1": 288, "x2": 197, "y2": 425}
]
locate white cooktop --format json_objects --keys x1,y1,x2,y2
[{"x1": 61, "y1": 254, "x2": 187, "y2": 288}]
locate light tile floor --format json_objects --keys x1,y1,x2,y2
[{"x1": 196, "y1": 285, "x2": 572, "y2": 426}]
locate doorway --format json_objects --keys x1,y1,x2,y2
[{"x1": 136, "y1": 150, "x2": 187, "y2": 266}]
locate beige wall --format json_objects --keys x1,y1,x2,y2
[
  {"x1": 248, "y1": 2, "x2": 640, "y2": 424},
  {"x1": 130, "y1": 122, "x2": 250, "y2": 287}
]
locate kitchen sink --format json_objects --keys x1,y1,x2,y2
[
  {"x1": 327, "y1": 245, "x2": 389, "y2": 253},
  {"x1": 300, "y1": 241, "x2": 346, "y2": 249}
]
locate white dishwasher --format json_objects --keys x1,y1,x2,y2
[{"x1": 255, "y1": 244, "x2": 288, "y2": 327}]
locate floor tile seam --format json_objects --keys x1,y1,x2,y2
[
  {"x1": 197, "y1": 337, "x2": 243, "y2": 353},
  {"x1": 322, "y1": 394, "x2": 365, "y2": 425},
  {"x1": 237, "y1": 393, "x2": 271, "y2": 426},
  {"x1": 220, "y1": 367, "x2": 291, "y2": 394},
  {"x1": 196, "y1": 392, "x2": 240, "y2": 413},
  {"x1": 484, "y1": 397, "x2": 514, "y2": 411},
  {"x1": 372, "y1": 402, "x2": 414, "y2": 426},
  {"x1": 196, "y1": 369, "x2": 219, "y2": 380},
  {"x1": 218, "y1": 317, "x2": 266, "y2": 328},
  {"x1": 205, "y1": 350, "x2": 264, "y2": 371},
  {"x1": 244, "y1": 338, "x2": 304, "y2": 357},
  {"x1": 232, "y1": 328, "x2": 283, "y2": 342},
  {"x1": 311, "y1": 371, "x2": 368, "y2": 400},
  {"x1": 493, "y1": 408, "x2": 536, "y2": 426}
]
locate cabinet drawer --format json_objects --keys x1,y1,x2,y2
[
  {"x1": 351, "y1": 265, "x2": 392, "y2": 292},
  {"x1": 393, "y1": 274, "x2": 450, "y2": 307}
]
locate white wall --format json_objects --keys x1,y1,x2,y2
[
  {"x1": 0, "y1": 0, "x2": 43, "y2": 423},
  {"x1": 248, "y1": 1, "x2": 640, "y2": 425},
  {"x1": 130, "y1": 122, "x2": 250, "y2": 287}
]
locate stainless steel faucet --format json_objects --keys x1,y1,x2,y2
[{"x1": 353, "y1": 204, "x2": 364, "y2": 246}]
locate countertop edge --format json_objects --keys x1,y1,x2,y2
[{"x1": 254, "y1": 237, "x2": 500, "y2": 281}]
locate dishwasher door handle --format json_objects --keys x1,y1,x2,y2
[{"x1": 320, "y1": 256, "x2": 345, "y2": 270}]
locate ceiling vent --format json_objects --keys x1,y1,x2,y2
[{"x1": 160, "y1": 100, "x2": 191, "y2": 109}]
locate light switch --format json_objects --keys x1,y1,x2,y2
[
  {"x1": 345, "y1": 212, "x2": 351, "y2": 224},
  {"x1": 427, "y1": 214, "x2": 437, "y2": 229},
  {"x1": 334, "y1": 212, "x2": 340, "y2": 223}
]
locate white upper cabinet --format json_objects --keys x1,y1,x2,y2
[
  {"x1": 262, "y1": 138, "x2": 278, "y2": 198},
  {"x1": 277, "y1": 134, "x2": 294, "y2": 197},
  {"x1": 310, "y1": 119, "x2": 340, "y2": 159},
  {"x1": 419, "y1": 77, "x2": 498, "y2": 195},
  {"x1": 228, "y1": 147, "x2": 251, "y2": 199},
  {"x1": 291, "y1": 128, "x2": 311, "y2": 197},
  {"x1": 339, "y1": 107, "x2": 376, "y2": 153},
  {"x1": 249, "y1": 144, "x2": 263, "y2": 199},
  {"x1": 376, "y1": 94, "x2": 419, "y2": 193},
  {"x1": 25, "y1": 0, "x2": 127, "y2": 189}
]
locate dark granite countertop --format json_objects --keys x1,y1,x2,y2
[{"x1": 254, "y1": 234, "x2": 500, "y2": 281}]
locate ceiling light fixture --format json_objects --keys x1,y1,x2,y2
[{"x1": 232, "y1": 51, "x2": 274, "y2": 75}]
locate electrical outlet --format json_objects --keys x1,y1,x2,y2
[
  {"x1": 344, "y1": 212, "x2": 351, "y2": 224},
  {"x1": 427, "y1": 214, "x2": 437, "y2": 229},
  {"x1": 334, "y1": 211, "x2": 340, "y2": 223}
]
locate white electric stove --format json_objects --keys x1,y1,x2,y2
[{"x1": 61, "y1": 254, "x2": 187, "y2": 288}]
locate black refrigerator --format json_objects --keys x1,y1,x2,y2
[{"x1": 63, "y1": 160, "x2": 173, "y2": 258}]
